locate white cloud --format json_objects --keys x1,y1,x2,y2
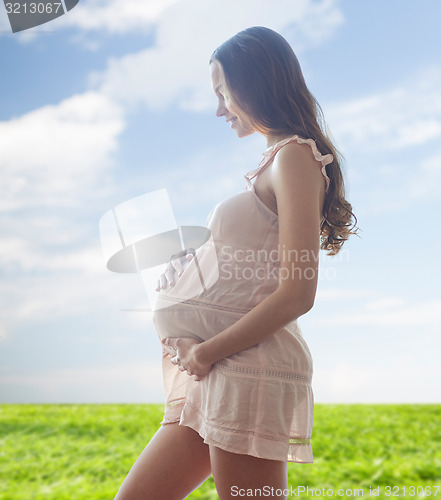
[
  {"x1": 0, "y1": 89, "x2": 128, "y2": 341},
  {"x1": 315, "y1": 287, "x2": 375, "y2": 301},
  {"x1": 324, "y1": 66, "x2": 441, "y2": 213},
  {"x1": 94, "y1": 0, "x2": 344, "y2": 112},
  {"x1": 364, "y1": 296, "x2": 406, "y2": 311},
  {"x1": 60, "y1": 0, "x2": 181, "y2": 34},
  {"x1": 314, "y1": 297, "x2": 441, "y2": 327},
  {"x1": 407, "y1": 150, "x2": 441, "y2": 200},
  {"x1": 282, "y1": 0, "x2": 345, "y2": 47},
  {"x1": 3, "y1": 0, "x2": 344, "y2": 45},
  {"x1": 325, "y1": 66, "x2": 441, "y2": 152},
  {"x1": 0, "y1": 0, "x2": 180, "y2": 46},
  {"x1": 0, "y1": 270, "x2": 151, "y2": 333},
  {"x1": 0, "y1": 3, "x2": 11, "y2": 32},
  {"x1": 0, "y1": 238, "x2": 103, "y2": 274},
  {"x1": 0, "y1": 91, "x2": 125, "y2": 211},
  {"x1": 352, "y1": 145, "x2": 441, "y2": 215},
  {"x1": 350, "y1": 152, "x2": 441, "y2": 214}
]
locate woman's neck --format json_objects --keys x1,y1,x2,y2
[{"x1": 265, "y1": 133, "x2": 297, "y2": 148}]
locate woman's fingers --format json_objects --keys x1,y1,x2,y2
[
  {"x1": 185, "y1": 248, "x2": 195, "y2": 266},
  {"x1": 155, "y1": 249, "x2": 196, "y2": 292},
  {"x1": 171, "y1": 354, "x2": 188, "y2": 373},
  {"x1": 155, "y1": 265, "x2": 174, "y2": 292},
  {"x1": 172, "y1": 249, "x2": 194, "y2": 277},
  {"x1": 161, "y1": 274, "x2": 168, "y2": 289},
  {"x1": 164, "y1": 262, "x2": 175, "y2": 287},
  {"x1": 155, "y1": 274, "x2": 166, "y2": 291},
  {"x1": 172, "y1": 257, "x2": 183, "y2": 277},
  {"x1": 170, "y1": 358, "x2": 204, "y2": 380},
  {"x1": 164, "y1": 337, "x2": 208, "y2": 380}
]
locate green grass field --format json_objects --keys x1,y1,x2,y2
[{"x1": 1, "y1": 404, "x2": 440, "y2": 499}]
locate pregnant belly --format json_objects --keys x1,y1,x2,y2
[{"x1": 152, "y1": 302, "x2": 244, "y2": 343}]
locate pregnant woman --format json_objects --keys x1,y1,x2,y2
[{"x1": 115, "y1": 26, "x2": 358, "y2": 500}]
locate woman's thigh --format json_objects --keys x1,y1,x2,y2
[
  {"x1": 114, "y1": 422, "x2": 211, "y2": 500},
  {"x1": 209, "y1": 445, "x2": 288, "y2": 500}
]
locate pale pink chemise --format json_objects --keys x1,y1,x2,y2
[{"x1": 152, "y1": 135, "x2": 333, "y2": 463}]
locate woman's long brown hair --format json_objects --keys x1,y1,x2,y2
[{"x1": 210, "y1": 26, "x2": 359, "y2": 255}]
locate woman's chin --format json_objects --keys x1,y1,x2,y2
[{"x1": 235, "y1": 129, "x2": 255, "y2": 139}]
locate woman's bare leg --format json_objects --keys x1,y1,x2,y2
[
  {"x1": 209, "y1": 445, "x2": 288, "y2": 500},
  {"x1": 114, "y1": 422, "x2": 211, "y2": 500}
]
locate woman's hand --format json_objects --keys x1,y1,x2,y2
[
  {"x1": 161, "y1": 337, "x2": 211, "y2": 381},
  {"x1": 155, "y1": 249, "x2": 195, "y2": 291}
]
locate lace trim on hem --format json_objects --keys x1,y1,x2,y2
[
  {"x1": 185, "y1": 400, "x2": 311, "y2": 446},
  {"x1": 156, "y1": 294, "x2": 253, "y2": 315},
  {"x1": 215, "y1": 360, "x2": 312, "y2": 384}
]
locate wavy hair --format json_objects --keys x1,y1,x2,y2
[{"x1": 209, "y1": 26, "x2": 359, "y2": 255}]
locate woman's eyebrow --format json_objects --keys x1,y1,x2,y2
[{"x1": 214, "y1": 84, "x2": 222, "y2": 93}]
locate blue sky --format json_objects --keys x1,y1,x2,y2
[{"x1": 0, "y1": 0, "x2": 440, "y2": 404}]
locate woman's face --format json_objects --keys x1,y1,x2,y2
[{"x1": 210, "y1": 60, "x2": 255, "y2": 138}]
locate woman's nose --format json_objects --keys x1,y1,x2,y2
[{"x1": 216, "y1": 101, "x2": 227, "y2": 117}]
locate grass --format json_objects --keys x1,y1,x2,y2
[{"x1": 0, "y1": 404, "x2": 440, "y2": 499}]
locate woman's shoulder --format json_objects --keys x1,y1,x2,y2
[
  {"x1": 269, "y1": 136, "x2": 332, "y2": 194},
  {"x1": 271, "y1": 138, "x2": 324, "y2": 181}
]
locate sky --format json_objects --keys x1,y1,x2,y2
[{"x1": 0, "y1": 0, "x2": 440, "y2": 404}]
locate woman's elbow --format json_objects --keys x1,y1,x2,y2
[
  {"x1": 297, "y1": 295, "x2": 315, "y2": 317},
  {"x1": 302, "y1": 296, "x2": 315, "y2": 315},
  {"x1": 276, "y1": 285, "x2": 316, "y2": 320}
]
